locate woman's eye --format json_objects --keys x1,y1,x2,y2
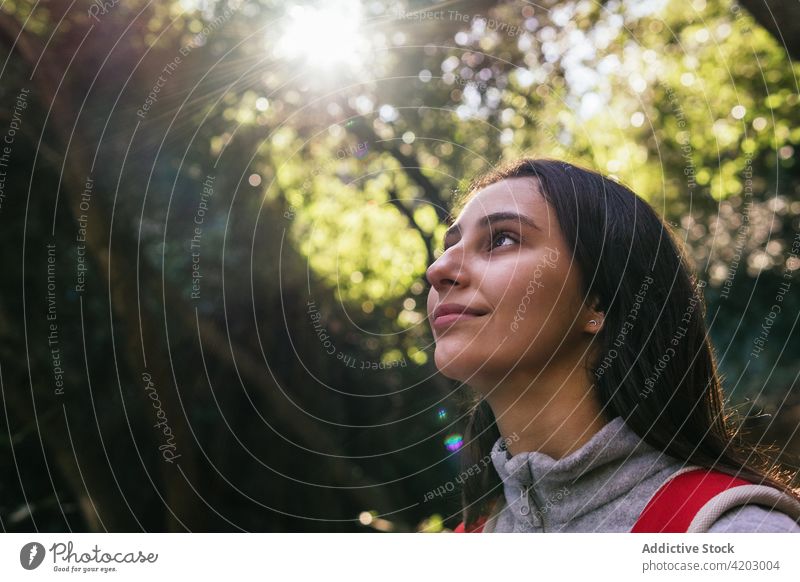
[{"x1": 491, "y1": 232, "x2": 518, "y2": 249}]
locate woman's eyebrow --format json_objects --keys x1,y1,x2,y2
[{"x1": 444, "y1": 211, "x2": 541, "y2": 241}]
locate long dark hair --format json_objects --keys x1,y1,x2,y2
[{"x1": 455, "y1": 158, "x2": 800, "y2": 529}]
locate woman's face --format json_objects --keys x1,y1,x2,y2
[{"x1": 425, "y1": 177, "x2": 597, "y2": 389}]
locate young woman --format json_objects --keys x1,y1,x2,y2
[{"x1": 425, "y1": 158, "x2": 800, "y2": 533}]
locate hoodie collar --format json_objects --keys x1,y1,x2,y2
[{"x1": 490, "y1": 416, "x2": 672, "y2": 529}]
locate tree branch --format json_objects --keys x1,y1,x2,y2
[{"x1": 738, "y1": 0, "x2": 800, "y2": 61}]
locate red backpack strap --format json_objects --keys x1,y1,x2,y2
[
  {"x1": 453, "y1": 515, "x2": 487, "y2": 533},
  {"x1": 632, "y1": 467, "x2": 755, "y2": 533}
]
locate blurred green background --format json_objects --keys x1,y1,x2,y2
[{"x1": 0, "y1": 0, "x2": 798, "y2": 532}]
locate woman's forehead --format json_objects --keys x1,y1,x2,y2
[{"x1": 458, "y1": 177, "x2": 547, "y2": 221}]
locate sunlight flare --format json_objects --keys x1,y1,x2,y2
[{"x1": 275, "y1": 1, "x2": 367, "y2": 68}]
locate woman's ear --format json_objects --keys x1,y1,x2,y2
[
  {"x1": 584, "y1": 314, "x2": 604, "y2": 334},
  {"x1": 583, "y1": 295, "x2": 605, "y2": 335}
]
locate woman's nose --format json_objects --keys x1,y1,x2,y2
[{"x1": 425, "y1": 247, "x2": 469, "y2": 292}]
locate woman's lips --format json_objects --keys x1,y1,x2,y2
[{"x1": 432, "y1": 312, "x2": 484, "y2": 328}]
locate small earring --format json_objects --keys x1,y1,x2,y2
[{"x1": 589, "y1": 320, "x2": 598, "y2": 326}]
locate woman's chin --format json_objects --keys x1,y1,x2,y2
[{"x1": 433, "y1": 349, "x2": 482, "y2": 382}]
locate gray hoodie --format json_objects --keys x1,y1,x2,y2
[{"x1": 482, "y1": 415, "x2": 800, "y2": 533}]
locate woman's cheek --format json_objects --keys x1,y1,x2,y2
[{"x1": 426, "y1": 290, "x2": 438, "y2": 320}]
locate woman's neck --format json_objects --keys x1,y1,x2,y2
[{"x1": 482, "y1": 361, "x2": 610, "y2": 459}]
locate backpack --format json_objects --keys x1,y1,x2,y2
[{"x1": 452, "y1": 466, "x2": 800, "y2": 533}]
